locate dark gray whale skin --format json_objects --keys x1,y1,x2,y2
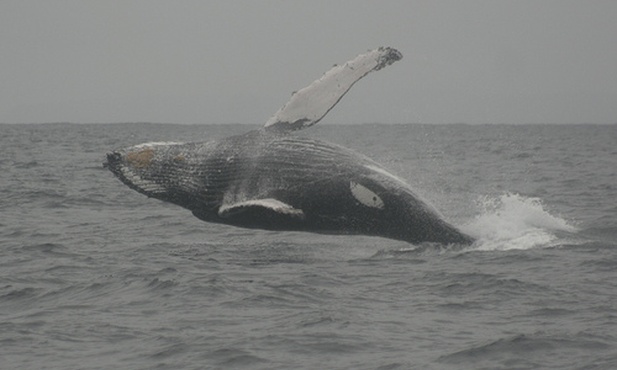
[
  {"x1": 105, "y1": 129, "x2": 474, "y2": 245},
  {"x1": 105, "y1": 47, "x2": 475, "y2": 246}
]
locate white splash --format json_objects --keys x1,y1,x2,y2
[{"x1": 461, "y1": 193, "x2": 576, "y2": 251}]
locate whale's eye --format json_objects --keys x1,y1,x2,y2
[{"x1": 350, "y1": 182, "x2": 385, "y2": 209}]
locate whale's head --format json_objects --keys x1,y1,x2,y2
[{"x1": 104, "y1": 141, "x2": 205, "y2": 208}]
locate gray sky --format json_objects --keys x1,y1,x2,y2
[{"x1": 2, "y1": 1, "x2": 616, "y2": 124}]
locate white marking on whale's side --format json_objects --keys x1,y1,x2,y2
[{"x1": 350, "y1": 181, "x2": 385, "y2": 209}]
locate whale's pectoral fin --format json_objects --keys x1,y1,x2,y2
[
  {"x1": 264, "y1": 47, "x2": 402, "y2": 132},
  {"x1": 218, "y1": 198, "x2": 305, "y2": 220}
]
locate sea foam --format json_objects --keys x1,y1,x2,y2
[{"x1": 462, "y1": 193, "x2": 576, "y2": 251}]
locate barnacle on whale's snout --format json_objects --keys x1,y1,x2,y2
[{"x1": 126, "y1": 148, "x2": 155, "y2": 169}]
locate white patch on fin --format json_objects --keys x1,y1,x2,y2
[
  {"x1": 350, "y1": 182, "x2": 384, "y2": 209},
  {"x1": 219, "y1": 198, "x2": 305, "y2": 219},
  {"x1": 264, "y1": 47, "x2": 402, "y2": 131}
]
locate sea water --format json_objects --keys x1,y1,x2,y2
[{"x1": 1, "y1": 123, "x2": 616, "y2": 369}]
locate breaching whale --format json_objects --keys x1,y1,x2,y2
[{"x1": 105, "y1": 47, "x2": 474, "y2": 245}]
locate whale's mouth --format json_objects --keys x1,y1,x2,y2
[
  {"x1": 104, "y1": 151, "x2": 134, "y2": 182},
  {"x1": 103, "y1": 151, "x2": 120, "y2": 169},
  {"x1": 104, "y1": 151, "x2": 133, "y2": 187}
]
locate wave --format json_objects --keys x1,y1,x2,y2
[
  {"x1": 461, "y1": 193, "x2": 577, "y2": 251},
  {"x1": 438, "y1": 331, "x2": 611, "y2": 368}
]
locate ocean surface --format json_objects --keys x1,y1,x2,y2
[{"x1": 1, "y1": 122, "x2": 616, "y2": 369}]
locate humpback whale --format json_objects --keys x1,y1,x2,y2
[{"x1": 105, "y1": 47, "x2": 474, "y2": 245}]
